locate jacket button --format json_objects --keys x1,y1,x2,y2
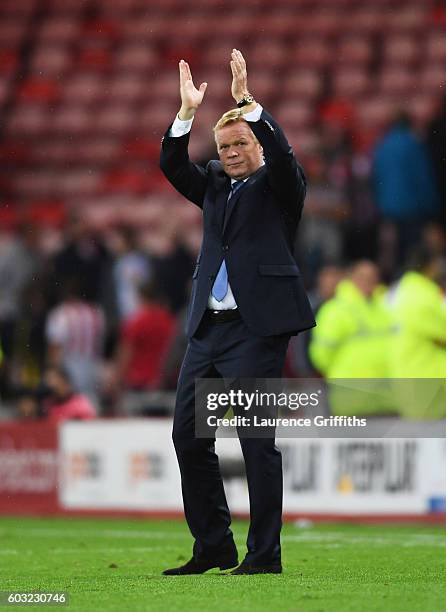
[{"x1": 222, "y1": 245, "x2": 229, "y2": 251}]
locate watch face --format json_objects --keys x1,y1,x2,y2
[{"x1": 237, "y1": 94, "x2": 253, "y2": 107}]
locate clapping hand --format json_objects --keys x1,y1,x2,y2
[
  {"x1": 178, "y1": 59, "x2": 207, "y2": 120},
  {"x1": 230, "y1": 49, "x2": 249, "y2": 104}
]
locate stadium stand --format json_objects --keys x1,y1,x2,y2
[{"x1": 0, "y1": 0, "x2": 444, "y2": 231}]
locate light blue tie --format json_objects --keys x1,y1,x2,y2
[{"x1": 211, "y1": 180, "x2": 245, "y2": 302}]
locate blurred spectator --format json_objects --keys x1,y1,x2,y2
[
  {"x1": 51, "y1": 213, "x2": 114, "y2": 307},
  {"x1": 391, "y1": 251, "x2": 446, "y2": 380},
  {"x1": 44, "y1": 366, "x2": 96, "y2": 424},
  {"x1": 343, "y1": 151, "x2": 379, "y2": 264},
  {"x1": 16, "y1": 391, "x2": 40, "y2": 422},
  {"x1": 426, "y1": 95, "x2": 446, "y2": 225},
  {"x1": 151, "y1": 228, "x2": 194, "y2": 314},
  {"x1": 112, "y1": 225, "x2": 151, "y2": 321},
  {"x1": 372, "y1": 110, "x2": 440, "y2": 278},
  {"x1": 115, "y1": 280, "x2": 175, "y2": 393},
  {"x1": 297, "y1": 151, "x2": 348, "y2": 282},
  {"x1": 14, "y1": 277, "x2": 49, "y2": 388},
  {"x1": 45, "y1": 278, "x2": 105, "y2": 403},
  {"x1": 309, "y1": 261, "x2": 394, "y2": 379},
  {"x1": 0, "y1": 226, "x2": 42, "y2": 396},
  {"x1": 159, "y1": 307, "x2": 189, "y2": 391},
  {"x1": 141, "y1": 216, "x2": 193, "y2": 313},
  {"x1": 288, "y1": 265, "x2": 344, "y2": 377},
  {"x1": 16, "y1": 366, "x2": 97, "y2": 423},
  {"x1": 421, "y1": 222, "x2": 446, "y2": 258}
]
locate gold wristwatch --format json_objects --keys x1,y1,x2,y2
[{"x1": 236, "y1": 93, "x2": 254, "y2": 108}]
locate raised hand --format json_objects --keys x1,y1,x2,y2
[
  {"x1": 178, "y1": 59, "x2": 207, "y2": 120},
  {"x1": 230, "y1": 49, "x2": 249, "y2": 103}
]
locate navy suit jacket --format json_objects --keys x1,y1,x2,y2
[{"x1": 160, "y1": 108, "x2": 316, "y2": 338}]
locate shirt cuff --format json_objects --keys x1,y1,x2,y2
[
  {"x1": 243, "y1": 103, "x2": 263, "y2": 123},
  {"x1": 169, "y1": 114, "x2": 194, "y2": 137}
]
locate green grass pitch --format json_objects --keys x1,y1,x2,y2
[{"x1": 1, "y1": 517, "x2": 446, "y2": 611}]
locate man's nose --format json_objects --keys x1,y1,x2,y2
[{"x1": 227, "y1": 147, "x2": 238, "y2": 157}]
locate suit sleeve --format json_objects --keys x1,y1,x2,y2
[
  {"x1": 246, "y1": 109, "x2": 306, "y2": 217},
  {"x1": 159, "y1": 127, "x2": 208, "y2": 209}
]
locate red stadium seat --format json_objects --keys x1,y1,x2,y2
[
  {"x1": 419, "y1": 65, "x2": 446, "y2": 94},
  {"x1": 115, "y1": 45, "x2": 159, "y2": 71},
  {"x1": 18, "y1": 78, "x2": 59, "y2": 102},
  {"x1": 356, "y1": 96, "x2": 393, "y2": 125},
  {"x1": 76, "y1": 48, "x2": 113, "y2": 71},
  {"x1": 0, "y1": 0, "x2": 440, "y2": 214},
  {"x1": 289, "y1": 39, "x2": 333, "y2": 68},
  {"x1": 283, "y1": 71, "x2": 323, "y2": 101},
  {"x1": 107, "y1": 74, "x2": 145, "y2": 102},
  {"x1": 0, "y1": 21, "x2": 27, "y2": 47},
  {"x1": 383, "y1": 35, "x2": 420, "y2": 66},
  {"x1": 12, "y1": 171, "x2": 55, "y2": 198},
  {"x1": 139, "y1": 105, "x2": 182, "y2": 133},
  {"x1": 332, "y1": 68, "x2": 371, "y2": 98},
  {"x1": 335, "y1": 37, "x2": 373, "y2": 66},
  {"x1": 385, "y1": 5, "x2": 427, "y2": 33},
  {"x1": 6, "y1": 105, "x2": 49, "y2": 136},
  {"x1": 275, "y1": 100, "x2": 314, "y2": 130},
  {"x1": 0, "y1": 0, "x2": 37, "y2": 17},
  {"x1": 103, "y1": 167, "x2": 148, "y2": 194},
  {"x1": 378, "y1": 66, "x2": 417, "y2": 95},
  {"x1": 0, "y1": 50, "x2": 19, "y2": 75},
  {"x1": 62, "y1": 74, "x2": 106, "y2": 104},
  {"x1": 122, "y1": 138, "x2": 160, "y2": 162},
  {"x1": 51, "y1": 106, "x2": 90, "y2": 135},
  {"x1": 25, "y1": 200, "x2": 67, "y2": 228},
  {"x1": 425, "y1": 32, "x2": 446, "y2": 62},
  {"x1": 256, "y1": 11, "x2": 299, "y2": 37},
  {"x1": 30, "y1": 45, "x2": 71, "y2": 76},
  {"x1": 38, "y1": 17, "x2": 80, "y2": 42},
  {"x1": 247, "y1": 41, "x2": 287, "y2": 70},
  {"x1": 338, "y1": 8, "x2": 385, "y2": 34},
  {"x1": 0, "y1": 205, "x2": 20, "y2": 231},
  {"x1": 303, "y1": 9, "x2": 342, "y2": 36},
  {"x1": 95, "y1": 105, "x2": 135, "y2": 134},
  {"x1": 409, "y1": 94, "x2": 436, "y2": 125}
]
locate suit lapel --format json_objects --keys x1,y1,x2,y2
[
  {"x1": 214, "y1": 178, "x2": 231, "y2": 230},
  {"x1": 223, "y1": 184, "x2": 244, "y2": 235}
]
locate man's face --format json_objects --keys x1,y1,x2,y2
[
  {"x1": 350, "y1": 262, "x2": 379, "y2": 299},
  {"x1": 215, "y1": 121, "x2": 263, "y2": 180}
]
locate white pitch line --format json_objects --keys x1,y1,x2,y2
[
  {"x1": 2, "y1": 527, "x2": 446, "y2": 548},
  {"x1": 282, "y1": 532, "x2": 446, "y2": 547}
]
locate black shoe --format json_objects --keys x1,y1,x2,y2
[
  {"x1": 163, "y1": 555, "x2": 239, "y2": 575},
  {"x1": 230, "y1": 561, "x2": 282, "y2": 575}
]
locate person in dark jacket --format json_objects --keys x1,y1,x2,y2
[
  {"x1": 159, "y1": 49, "x2": 314, "y2": 576},
  {"x1": 373, "y1": 110, "x2": 440, "y2": 275}
]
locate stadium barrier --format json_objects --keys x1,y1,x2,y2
[{"x1": 1, "y1": 420, "x2": 446, "y2": 521}]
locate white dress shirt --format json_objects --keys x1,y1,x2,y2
[{"x1": 169, "y1": 104, "x2": 264, "y2": 310}]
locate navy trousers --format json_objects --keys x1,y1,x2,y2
[{"x1": 172, "y1": 314, "x2": 290, "y2": 565}]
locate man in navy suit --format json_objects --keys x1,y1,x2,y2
[{"x1": 160, "y1": 50, "x2": 315, "y2": 575}]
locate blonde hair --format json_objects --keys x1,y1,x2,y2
[
  {"x1": 213, "y1": 108, "x2": 245, "y2": 133},
  {"x1": 213, "y1": 109, "x2": 260, "y2": 148}
]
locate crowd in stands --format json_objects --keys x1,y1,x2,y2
[
  {"x1": 0, "y1": 0, "x2": 446, "y2": 419},
  {"x1": 2, "y1": 111, "x2": 446, "y2": 420}
]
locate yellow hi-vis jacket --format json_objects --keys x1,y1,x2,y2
[
  {"x1": 309, "y1": 279, "x2": 394, "y2": 379},
  {"x1": 309, "y1": 280, "x2": 396, "y2": 416},
  {"x1": 391, "y1": 271, "x2": 446, "y2": 378}
]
